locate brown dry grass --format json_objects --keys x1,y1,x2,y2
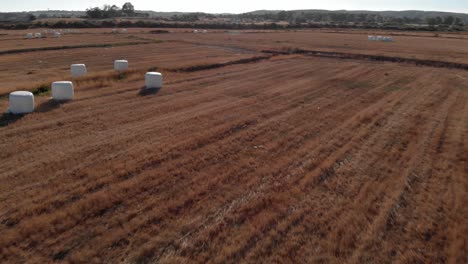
[
  {"x1": 0, "y1": 41, "x2": 256, "y2": 95},
  {"x1": 0, "y1": 28, "x2": 466, "y2": 263},
  {"x1": 148, "y1": 29, "x2": 468, "y2": 63}
]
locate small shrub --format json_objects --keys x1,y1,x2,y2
[
  {"x1": 149, "y1": 30, "x2": 170, "y2": 34},
  {"x1": 31, "y1": 84, "x2": 50, "y2": 96},
  {"x1": 116, "y1": 72, "x2": 128, "y2": 80}
]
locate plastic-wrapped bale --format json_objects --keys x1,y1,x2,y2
[
  {"x1": 376, "y1": 36, "x2": 383, "y2": 41},
  {"x1": 35, "y1": 33, "x2": 42, "y2": 38},
  {"x1": 52, "y1": 81, "x2": 74, "y2": 101},
  {"x1": 26, "y1": 33, "x2": 34, "y2": 39},
  {"x1": 8, "y1": 91, "x2": 35, "y2": 114},
  {"x1": 71, "y1": 64, "x2": 87, "y2": 77},
  {"x1": 145, "y1": 72, "x2": 163, "y2": 89},
  {"x1": 121, "y1": 29, "x2": 128, "y2": 33},
  {"x1": 54, "y1": 32, "x2": 61, "y2": 38},
  {"x1": 114, "y1": 60, "x2": 129, "y2": 71},
  {"x1": 112, "y1": 28, "x2": 118, "y2": 33}
]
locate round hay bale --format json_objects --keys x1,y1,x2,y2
[
  {"x1": 145, "y1": 72, "x2": 163, "y2": 89},
  {"x1": 26, "y1": 33, "x2": 34, "y2": 39},
  {"x1": 9, "y1": 91, "x2": 35, "y2": 114},
  {"x1": 71, "y1": 64, "x2": 87, "y2": 77},
  {"x1": 52, "y1": 81, "x2": 74, "y2": 101},
  {"x1": 34, "y1": 33, "x2": 42, "y2": 38},
  {"x1": 114, "y1": 60, "x2": 129, "y2": 71}
]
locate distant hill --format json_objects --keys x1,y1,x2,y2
[
  {"x1": 0, "y1": 11, "x2": 85, "y2": 23},
  {"x1": 1, "y1": 8, "x2": 467, "y2": 26},
  {"x1": 243, "y1": 9, "x2": 468, "y2": 22}
]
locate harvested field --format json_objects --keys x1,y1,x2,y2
[
  {"x1": 0, "y1": 41, "x2": 256, "y2": 95},
  {"x1": 0, "y1": 28, "x2": 467, "y2": 263},
  {"x1": 0, "y1": 33, "x2": 151, "y2": 53},
  {"x1": 151, "y1": 30, "x2": 468, "y2": 63}
]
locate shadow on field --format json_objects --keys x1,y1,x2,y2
[
  {"x1": 0, "y1": 113, "x2": 24, "y2": 127},
  {"x1": 0, "y1": 100, "x2": 70, "y2": 127},
  {"x1": 35, "y1": 100, "x2": 67, "y2": 113},
  {"x1": 139, "y1": 87, "x2": 161, "y2": 96}
]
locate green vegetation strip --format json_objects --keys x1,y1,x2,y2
[
  {"x1": 263, "y1": 48, "x2": 468, "y2": 71},
  {"x1": 0, "y1": 40, "x2": 162, "y2": 56},
  {"x1": 169, "y1": 56, "x2": 273, "y2": 72}
]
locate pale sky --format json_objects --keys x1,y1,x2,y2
[{"x1": 2, "y1": 0, "x2": 468, "y2": 14}]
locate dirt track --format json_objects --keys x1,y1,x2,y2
[{"x1": 0, "y1": 50, "x2": 466, "y2": 263}]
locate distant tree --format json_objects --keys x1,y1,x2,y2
[
  {"x1": 110, "y1": 5, "x2": 121, "y2": 17},
  {"x1": 426, "y1": 17, "x2": 437, "y2": 26},
  {"x1": 122, "y1": 2, "x2": 135, "y2": 16},
  {"x1": 86, "y1": 7, "x2": 103, "y2": 19},
  {"x1": 295, "y1": 16, "x2": 307, "y2": 24},
  {"x1": 444, "y1": 16, "x2": 455, "y2": 25},
  {"x1": 454, "y1": 17, "x2": 464, "y2": 26},
  {"x1": 277, "y1": 11, "x2": 288, "y2": 21},
  {"x1": 28, "y1": 14, "x2": 36, "y2": 21},
  {"x1": 171, "y1": 13, "x2": 199, "y2": 22},
  {"x1": 87, "y1": 4, "x2": 122, "y2": 19}
]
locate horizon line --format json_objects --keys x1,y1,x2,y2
[{"x1": 1, "y1": 8, "x2": 468, "y2": 15}]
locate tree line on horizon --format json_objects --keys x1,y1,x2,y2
[
  {"x1": 223, "y1": 11, "x2": 465, "y2": 27},
  {"x1": 85, "y1": 2, "x2": 148, "y2": 19},
  {"x1": 0, "y1": 3, "x2": 467, "y2": 31},
  {"x1": 82, "y1": 3, "x2": 466, "y2": 27}
]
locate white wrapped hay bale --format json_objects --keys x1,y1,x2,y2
[
  {"x1": 383, "y1": 36, "x2": 394, "y2": 42},
  {"x1": 52, "y1": 81, "x2": 74, "y2": 101},
  {"x1": 145, "y1": 72, "x2": 163, "y2": 89},
  {"x1": 9, "y1": 91, "x2": 35, "y2": 114},
  {"x1": 53, "y1": 32, "x2": 61, "y2": 38},
  {"x1": 121, "y1": 29, "x2": 128, "y2": 33},
  {"x1": 71, "y1": 64, "x2": 87, "y2": 77},
  {"x1": 34, "y1": 33, "x2": 42, "y2": 38},
  {"x1": 112, "y1": 28, "x2": 118, "y2": 33},
  {"x1": 26, "y1": 33, "x2": 33, "y2": 39},
  {"x1": 114, "y1": 60, "x2": 129, "y2": 71}
]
